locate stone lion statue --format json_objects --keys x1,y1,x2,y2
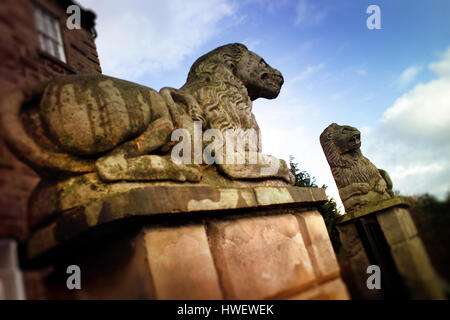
[
  {"x1": 0, "y1": 43, "x2": 293, "y2": 184},
  {"x1": 320, "y1": 123, "x2": 394, "y2": 212}
]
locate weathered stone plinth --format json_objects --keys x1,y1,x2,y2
[
  {"x1": 24, "y1": 174, "x2": 349, "y2": 300},
  {"x1": 338, "y1": 198, "x2": 445, "y2": 300}
]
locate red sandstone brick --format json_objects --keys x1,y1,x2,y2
[
  {"x1": 143, "y1": 225, "x2": 223, "y2": 299},
  {"x1": 296, "y1": 210, "x2": 341, "y2": 281},
  {"x1": 208, "y1": 214, "x2": 316, "y2": 299}
]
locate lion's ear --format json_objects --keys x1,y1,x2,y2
[
  {"x1": 224, "y1": 58, "x2": 237, "y2": 74},
  {"x1": 229, "y1": 43, "x2": 247, "y2": 53}
]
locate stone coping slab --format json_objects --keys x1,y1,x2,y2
[
  {"x1": 338, "y1": 197, "x2": 410, "y2": 224},
  {"x1": 27, "y1": 169, "x2": 291, "y2": 229},
  {"x1": 26, "y1": 185, "x2": 327, "y2": 261}
]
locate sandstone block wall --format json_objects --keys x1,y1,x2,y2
[
  {"x1": 376, "y1": 207, "x2": 445, "y2": 299},
  {"x1": 41, "y1": 209, "x2": 349, "y2": 300}
]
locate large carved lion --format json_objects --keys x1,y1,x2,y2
[
  {"x1": 320, "y1": 123, "x2": 394, "y2": 212},
  {"x1": 0, "y1": 43, "x2": 293, "y2": 183}
]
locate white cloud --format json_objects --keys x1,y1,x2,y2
[
  {"x1": 78, "y1": 0, "x2": 234, "y2": 81},
  {"x1": 294, "y1": 0, "x2": 327, "y2": 26},
  {"x1": 337, "y1": 42, "x2": 350, "y2": 53},
  {"x1": 360, "y1": 126, "x2": 371, "y2": 136},
  {"x1": 330, "y1": 91, "x2": 345, "y2": 101},
  {"x1": 382, "y1": 77, "x2": 450, "y2": 141},
  {"x1": 359, "y1": 94, "x2": 374, "y2": 103},
  {"x1": 395, "y1": 65, "x2": 421, "y2": 89},
  {"x1": 291, "y1": 63, "x2": 325, "y2": 83},
  {"x1": 242, "y1": 39, "x2": 261, "y2": 51},
  {"x1": 357, "y1": 69, "x2": 367, "y2": 77},
  {"x1": 429, "y1": 49, "x2": 450, "y2": 77},
  {"x1": 391, "y1": 162, "x2": 446, "y2": 180},
  {"x1": 367, "y1": 47, "x2": 450, "y2": 199}
]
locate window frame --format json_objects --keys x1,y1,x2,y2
[{"x1": 33, "y1": 3, "x2": 67, "y2": 64}]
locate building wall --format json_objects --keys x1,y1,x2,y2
[{"x1": 0, "y1": 0, "x2": 101, "y2": 241}]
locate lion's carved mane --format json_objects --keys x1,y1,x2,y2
[{"x1": 179, "y1": 43, "x2": 262, "y2": 151}]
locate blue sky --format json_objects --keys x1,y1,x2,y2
[{"x1": 79, "y1": 0, "x2": 450, "y2": 211}]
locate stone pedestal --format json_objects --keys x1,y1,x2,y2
[
  {"x1": 338, "y1": 198, "x2": 445, "y2": 300},
  {"x1": 24, "y1": 175, "x2": 349, "y2": 300}
]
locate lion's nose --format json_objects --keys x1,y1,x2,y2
[{"x1": 274, "y1": 70, "x2": 284, "y2": 86}]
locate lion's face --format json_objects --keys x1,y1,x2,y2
[
  {"x1": 332, "y1": 124, "x2": 361, "y2": 154},
  {"x1": 234, "y1": 50, "x2": 284, "y2": 101}
]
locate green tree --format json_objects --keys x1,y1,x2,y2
[
  {"x1": 317, "y1": 190, "x2": 341, "y2": 252},
  {"x1": 289, "y1": 156, "x2": 318, "y2": 188},
  {"x1": 289, "y1": 156, "x2": 342, "y2": 252}
]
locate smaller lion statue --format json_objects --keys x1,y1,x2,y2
[{"x1": 320, "y1": 123, "x2": 394, "y2": 212}]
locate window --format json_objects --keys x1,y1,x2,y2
[{"x1": 33, "y1": 4, "x2": 66, "y2": 63}]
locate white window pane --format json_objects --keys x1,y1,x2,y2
[
  {"x1": 38, "y1": 34, "x2": 46, "y2": 52},
  {"x1": 52, "y1": 40, "x2": 60, "y2": 60},
  {"x1": 45, "y1": 38, "x2": 54, "y2": 56},
  {"x1": 44, "y1": 16, "x2": 56, "y2": 40},
  {"x1": 42, "y1": 37, "x2": 49, "y2": 53},
  {"x1": 52, "y1": 40, "x2": 62, "y2": 61},
  {"x1": 57, "y1": 43, "x2": 66, "y2": 63},
  {"x1": 51, "y1": 40, "x2": 58, "y2": 58},
  {"x1": 53, "y1": 19, "x2": 63, "y2": 43},
  {"x1": 34, "y1": 7, "x2": 45, "y2": 33},
  {"x1": 40, "y1": 35, "x2": 49, "y2": 53}
]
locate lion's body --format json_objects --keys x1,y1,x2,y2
[
  {"x1": 329, "y1": 152, "x2": 384, "y2": 189},
  {"x1": 320, "y1": 123, "x2": 393, "y2": 211},
  {"x1": 40, "y1": 75, "x2": 159, "y2": 155}
]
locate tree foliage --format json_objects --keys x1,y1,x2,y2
[
  {"x1": 408, "y1": 192, "x2": 450, "y2": 216},
  {"x1": 289, "y1": 156, "x2": 341, "y2": 252},
  {"x1": 289, "y1": 156, "x2": 318, "y2": 188}
]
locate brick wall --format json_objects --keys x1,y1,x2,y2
[{"x1": 0, "y1": 0, "x2": 101, "y2": 241}]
